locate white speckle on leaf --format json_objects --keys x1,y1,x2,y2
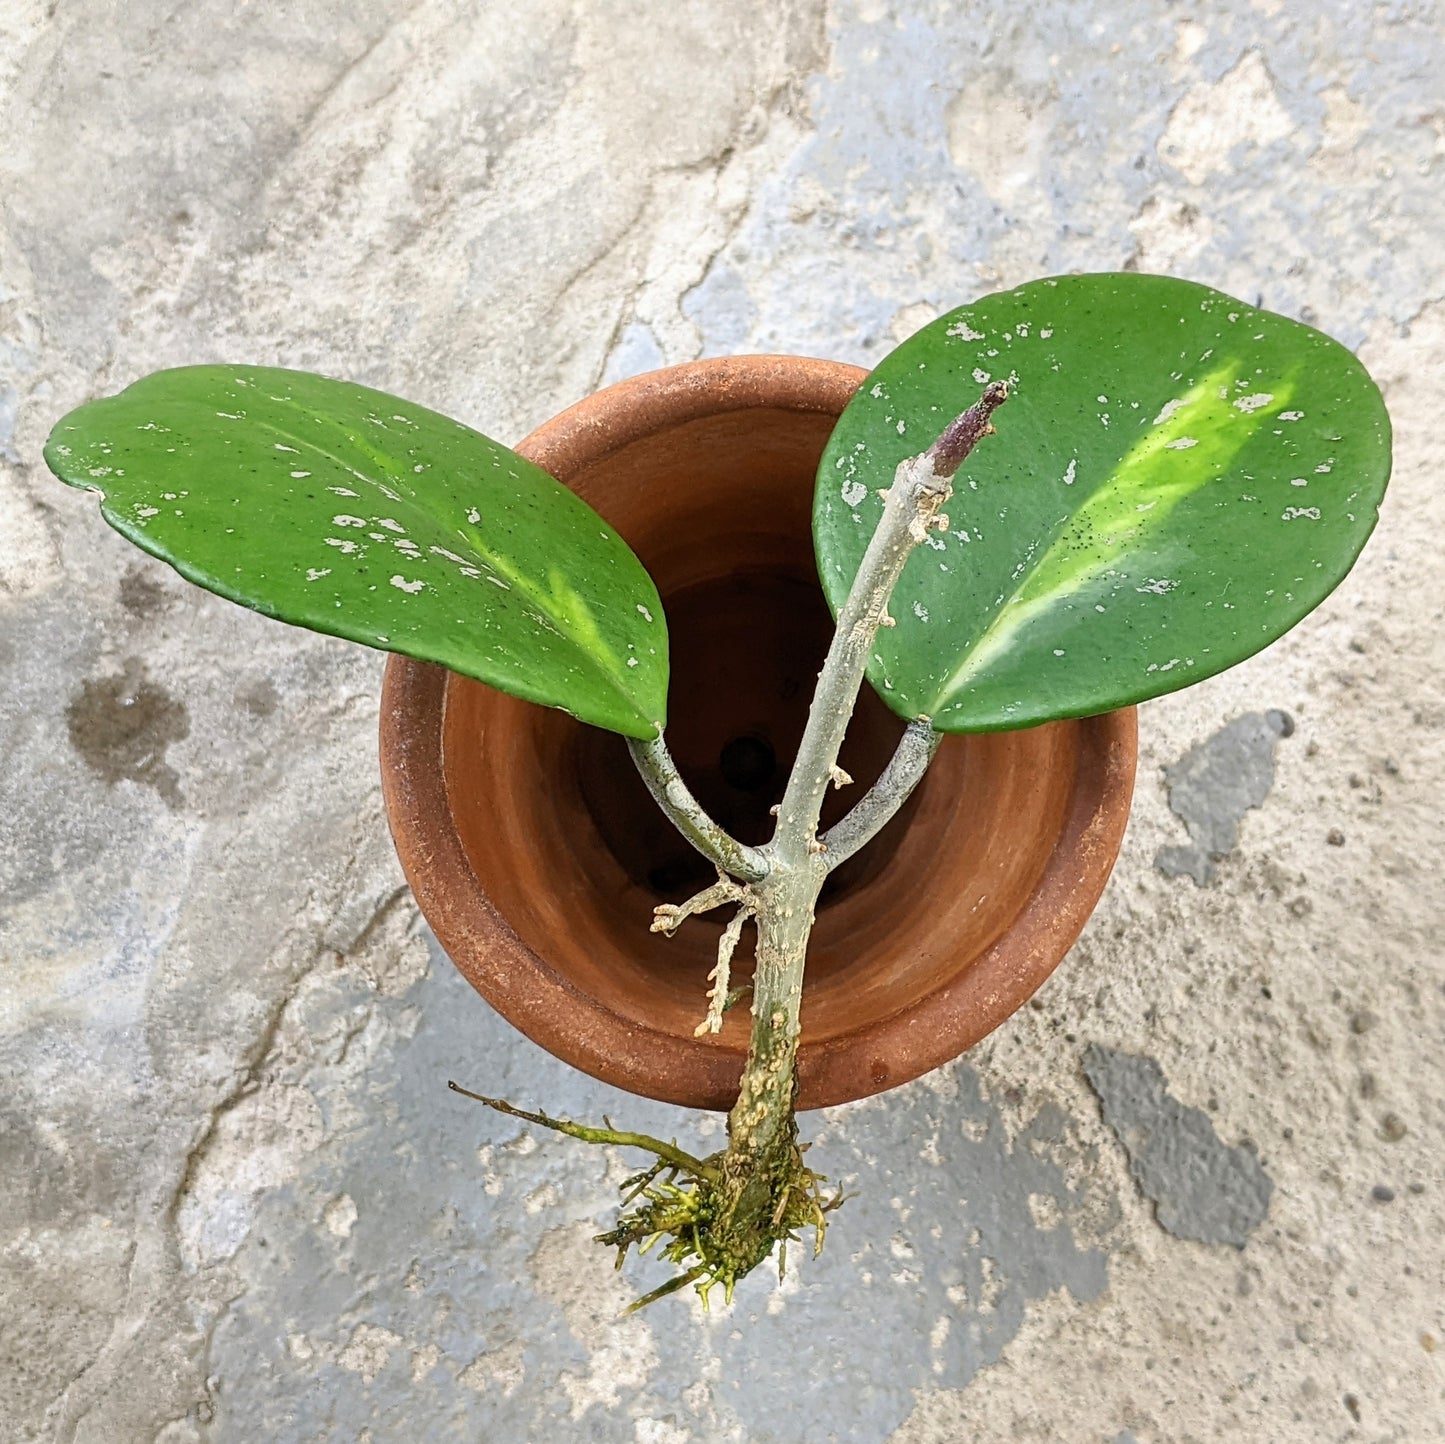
[
  {"x1": 467, "y1": 507, "x2": 481, "y2": 524},
  {"x1": 327, "y1": 486, "x2": 359, "y2": 497},
  {"x1": 1282, "y1": 506, "x2": 1321, "y2": 520},
  {"x1": 324, "y1": 537, "x2": 360, "y2": 554},
  {"x1": 636, "y1": 604, "x2": 653, "y2": 622},
  {"x1": 290, "y1": 470, "x2": 311, "y2": 479},
  {"x1": 274, "y1": 442, "x2": 300, "y2": 453},
  {"x1": 626, "y1": 657, "x2": 639, "y2": 667},
  {"x1": 1315, "y1": 462, "x2": 1333, "y2": 473},
  {"x1": 1165, "y1": 437, "x2": 1198, "y2": 450},
  {"x1": 486, "y1": 576, "x2": 509, "y2": 590},
  {"x1": 1136, "y1": 577, "x2": 1178, "y2": 594},
  {"x1": 1063, "y1": 458, "x2": 1077, "y2": 486},
  {"x1": 896, "y1": 419, "x2": 906, "y2": 434},
  {"x1": 135, "y1": 505, "x2": 159, "y2": 518},
  {"x1": 1040, "y1": 327, "x2": 1053, "y2": 338},
  {"x1": 913, "y1": 601, "x2": 929, "y2": 622},
  {"x1": 306, "y1": 568, "x2": 331, "y2": 581},
  {"x1": 376, "y1": 518, "x2": 406, "y2": 534},
  {"x1": 1280, "y1": 410, "x2": 1304, "y2": 421},
  {"x1": 1053, "y1": 649, "x2": 1065, "y2": 657},
  {"x1": 841, "y1": 479, "x2": 868, "y2": 508},
  {"x1": 1153, "y1": 397, "x2": 1187, "y2": 426},
  {"x1": 1233, "y1": 393, "x2": 1274, "y2": 413},
  {"x1": 1290, "y1": 477, "x2": 1309, "y2": 487},
  {"x1": 947, "y1": 320, "x2": 985, "y2": 341},
  {"x1": 390, "y1": 575, "x2": 425, "y2": 594},
  {"x1": 332, "y1": 514, "x2": 366, "y2": 528},
  {"x1": 215, "y1": 411, "x2": 242, "y2": 420},
  {"x1": 870, "y1": 383, "x2": 885, "y2": 398},
  {"x1": 972, "y1": 368, "x2": 991, "y2": 385}
]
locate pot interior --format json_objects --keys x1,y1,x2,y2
[{"x1": 440, "y1": 403, "x2": 1078, "y2": 1057}]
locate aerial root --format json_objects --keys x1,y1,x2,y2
[
  {"x1": 650, "y1": 869, "x2": 746, "y2": 936},
  {"x1": 695, "y1": 901, "x2": 755, "y2": 1037},
  {"x1": 646, "y1": 868, "x2": 759, "y2": 1039}
]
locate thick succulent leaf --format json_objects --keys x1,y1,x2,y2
[
  {"x1": 46, "y1": 366, "x2": 667, "y2": 737},
  {"x1": 815, "y1": 274, "x2": 1392, "y2": 731}
]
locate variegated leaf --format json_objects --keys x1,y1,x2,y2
[
  {"x1": 46, "y1": 366, "x2": 668, "y2": 737},
  {"x1": 814, "y1": 273, "x2": 1391, "y2": 730}
]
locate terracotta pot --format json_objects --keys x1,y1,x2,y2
[{"x1": 380, "y1": 357, "x2": 1137, "y2": 1112}]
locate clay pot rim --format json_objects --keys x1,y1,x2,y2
[{"x1": 380, "y1": 356, "x2": 1137, "y2": 1112}]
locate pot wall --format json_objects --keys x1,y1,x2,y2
[{"x1": 380, "y1": 357, "x2": 1137, "y2": 1110}]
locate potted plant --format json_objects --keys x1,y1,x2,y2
[{"x1": 45, "y1": 272, "x2": 1390, "y2": 1310}]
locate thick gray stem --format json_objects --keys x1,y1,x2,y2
[
  {"x1": 628, "y1": 733, "x2": 770, "y2": 883},
  {"x1": 725, "y1": 865, "x2": 824, "y2": 1161},
  {"x1": 727, "y1": 463, "x2": 945, "y2": 1148},
  {"x1": 730, "y1": 383, "x2": 1009, "y2": 1149}
]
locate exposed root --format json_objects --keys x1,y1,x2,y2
[
  {"x1": 650, "y1": 869, "x2": 747, "y2": 937},
  {"x1": 649, "y1": 869, "x2": 759, "y2": 1040},
  {"x1": 695, "y1": 902, "x2": 754, "y2": 1037},
  {"x1": 450, "y1": 1082, "x2": 845, "y2": 1313}
]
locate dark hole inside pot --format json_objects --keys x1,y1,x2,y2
[{"x1": 717, "y1": 734, "x2": 775, "y2": 793}]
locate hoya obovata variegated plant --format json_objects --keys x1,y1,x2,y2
[{"x1": 47, "y1": 273, "x2": 1390, "y2": 1310}]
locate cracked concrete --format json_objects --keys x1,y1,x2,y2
[{"x1": 3, "y1": 1, "x2": 1443, "y2": 1440}]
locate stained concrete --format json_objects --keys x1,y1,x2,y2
[
  {"x1": 3, "y1": 2, "x2": 1444, "y2": 1441},
  {"x1": 1083, "y1": 1044, "x2": 1273, "y2": 1247},
  {"x1": 1154, "y1": 710, "x2": 1294, "y2": 885}
]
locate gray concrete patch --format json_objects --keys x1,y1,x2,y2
[
  {"x1": 1154, "y1": 709, "x2": 1293, "y2": 884},
  {"x1": 1082, "y1": 1045, "x2": 1272, "y2": 1248}
]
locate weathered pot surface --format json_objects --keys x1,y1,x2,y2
[{"x1": 380, "y1": 356, "x2": 1137, "y2": 1111}]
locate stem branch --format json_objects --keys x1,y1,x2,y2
[
  {"x1": 628, "y1": 733, "x2": 770, "y2": 883},
  {"x1": 819, "y1": 718, "x2": 942, "y2": 870}
]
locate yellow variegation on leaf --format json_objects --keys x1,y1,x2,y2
[{"x1": 813, "y1": 273, "x2": 1391, "y2": 731}]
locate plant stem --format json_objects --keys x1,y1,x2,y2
[
  {"x1": 722, "y1": 466, "x2": 950, "y2": 1167},
  {"x1": 724, "y1": 382, "x2": 1011, "y2": 1179},
  {"x1": 627, "y1": 732, "x2": 770, "y2": 883},
  {"x1": 818, "y1": 718, "x2": 942, "y2": 870},
  {"x1": 467, "y1": 384, "x2": 1009, "y2": 1307}
]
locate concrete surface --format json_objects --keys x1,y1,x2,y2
[{"x1": 2, "y1": 1, "x2": 1442, "y2": 1440}]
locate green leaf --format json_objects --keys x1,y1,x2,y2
[
  {"x1": 815, "y1": 274, "x2": 1392, "y2": 731},
  {"x1": 46, "y1": 366, "x2": 667, "y2": 737}
]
